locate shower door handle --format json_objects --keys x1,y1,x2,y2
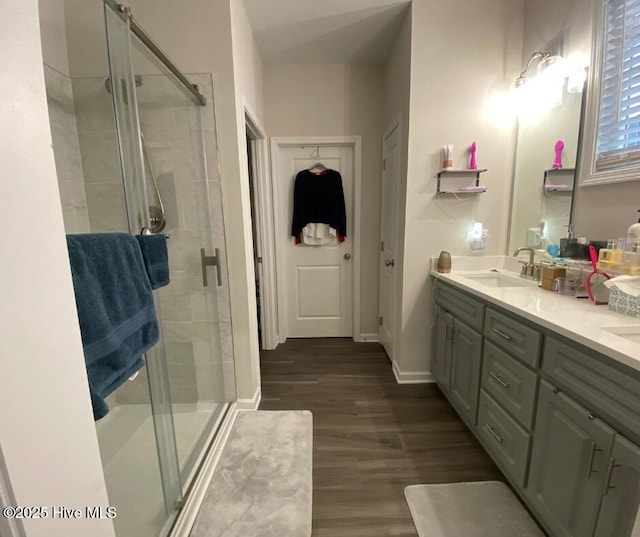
[{"x1": 201, "y1": 248, "x2": 222, "y2": 287}]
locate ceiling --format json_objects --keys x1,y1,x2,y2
[{"x1": 242, "y1": 0, "x2": 411, "y2": 64}]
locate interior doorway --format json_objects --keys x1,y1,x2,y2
[
  {"x1": 271, "y1": 137, "x2": 362, "y2": 342},
  {"x1": 379, "y1": 120, "x2": 401, "y2": 361},
  {"x1": 246, "y1": 135, "x2": 261, "y2": 344},
  {"x1": 244, "y1": 109, "x2": 278, "y2": 350}
]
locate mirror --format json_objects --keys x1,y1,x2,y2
[{"x1": 508, "y1": 79, "x2": 585, "y2": 255}]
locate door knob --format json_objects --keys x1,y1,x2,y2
[
  {"x1": 344, "y1": 253, "x2": 351, "y2": 260},
  {"x1": 385, "y1": 259, "x2": 395, "y2": 267}
]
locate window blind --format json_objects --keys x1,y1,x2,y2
[{"x1": 596, "y1": 0, "x2": 640, "y2": 171}]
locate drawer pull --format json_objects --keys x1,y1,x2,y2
[
  {"x1": 603, "y1": 458, "x2": 621, "y2": 496},
  {"x1": 484, "y1": 423, "x2": 503, "y2": 443},
  {"x1": 491, "y1": 328, "x2": 513, "y2": 341},
  {"x1": 586, "y1": 442, "x2": 602, "y2": 478},
  {"x1": 490, "y1": 371, "x2": 510, "y2": 389}
]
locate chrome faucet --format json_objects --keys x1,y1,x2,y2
[{"x1": 513, "y1": 247, "x2": 536, "y2": 279}]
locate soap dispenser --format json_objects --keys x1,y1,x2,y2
[
  {"x1": 627, "y1": 209, "x2": 640, "y2": 249},
  {"x1": 559, "y1": 224, "x2": 582, "y2": 258}
]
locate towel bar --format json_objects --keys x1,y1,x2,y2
[{"x1": 141, "y1": 227, "x2": 170, "y2": 239}]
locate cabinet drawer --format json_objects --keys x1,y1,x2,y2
[
  {"x1": 484, "y1": 308, "x2": 541, "y2": 368},
  {"x1": 481, "y1": 341, "x2": 538, "y2": 430},
  {"x1": 543, "y1": 336, "x2": 640, "y2": 441},
  {"x1": 477, "y1": 390, "x2": 531, "y2": 487},
  {"x1": 434, "y1": 282, "x2": 485, "y2": 331}
]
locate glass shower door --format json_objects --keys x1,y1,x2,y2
[
  {"x1": 104, "y1": 4, "x2": 182, "y2": 534},
  {"x1": 104, "y1": 0, "x2": 231, "y2": 499},
  {"x1": 127, "y1": 35, "x2": 231, "y2": 486}
]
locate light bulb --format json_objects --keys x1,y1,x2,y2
[{"x1": 567, "y1": 67, "x2": 586, "y2": 93}]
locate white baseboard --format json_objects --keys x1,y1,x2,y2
[
  {"x1": 236, "y1": 386, "x2": 261, "y2": 410},
  {"x1": 392, "y1": 360, "x2": 435, "y2": 384},
  {"x1": 355, "y1": 333, "x2": 379, "y2": 343},
  {"x1": 169, "y1": 404, "x2": 239, "y2": 537}
]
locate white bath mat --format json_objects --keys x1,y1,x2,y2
[
  {"x1": 190, "y1": 410, "x2": 312, "y2": 537},
  {"x1": 404, "y1": 481, "x2": 544, "y2": 537}
]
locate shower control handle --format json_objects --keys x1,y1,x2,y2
[{"x1": 201, "y1": 248, "x2": 222, "y2": 287}]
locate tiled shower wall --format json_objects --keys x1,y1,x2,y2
[
  {"x1": 44, "y1": 65, "x2": 90, "y2": 234},
  {"x1": 44, "y1": 68, "x2": 236, "y2": 406}
]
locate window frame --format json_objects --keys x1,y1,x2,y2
[{"x1": 579, "y1": 0, "x2": 640, "y2": 186}]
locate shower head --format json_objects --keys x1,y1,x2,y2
[{"x1": 104, "y1": 75, "x2": 143, "y2": 95}]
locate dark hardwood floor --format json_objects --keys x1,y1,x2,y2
[{"x1": 259, "y1": 338, "x2": 503, "y2": 537}]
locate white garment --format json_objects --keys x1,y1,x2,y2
[{"x1": 302, "y1": 223, "x2": 337, "y2": 245}]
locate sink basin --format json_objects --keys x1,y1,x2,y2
[
  {"x1": 460, "y1": 272, "x2": 537, "y2": 288},
  {"x1": 600, "y1": 326, "x2": 640, "y2": 344}
]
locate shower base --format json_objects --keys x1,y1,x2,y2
[{"x1": 96, "y1": 402, "x2": 222, "y2": 537}]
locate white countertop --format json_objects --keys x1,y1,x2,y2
[{"x1": 430, "y1": 256, "x2": 640, "y2": 373}]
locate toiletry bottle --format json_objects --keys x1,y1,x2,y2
[{"x1": 627, "y1": 209, "x2": 640, "y2": 245}]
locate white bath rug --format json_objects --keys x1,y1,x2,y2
[
  {"x1": 190, "y1": 410, "x2": 312, "y2": 537},
  {"x1": 404, "y1": 481, "x2": 544, "y2": 537}
]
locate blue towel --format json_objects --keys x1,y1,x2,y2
[
  {"x1": 135, "y1": 234, "x2": 170, "y2": 289},
  {"x1": 66, "y1": 233, "x2": 160, "y2": 420}
]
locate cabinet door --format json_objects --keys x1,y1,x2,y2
[
  {"x1": 449, "y1": 319, "x2": 483, "y2": 426},
  {"x1": 594, "y1": 435, "x2": 640, "y2": 537},
  {"x1": 527, "y1": 381, "x2": 615, "y2": 537},
  {"x1": 432, "y1": 308, "x2": 453, "y2": 392}
]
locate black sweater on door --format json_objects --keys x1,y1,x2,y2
[{"x1": 291, "y1": 169, "x2": 347, "y2": 243}]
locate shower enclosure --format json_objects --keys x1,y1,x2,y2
[{"x1": 40, "y1": 1, "x2": 235, "y2": 536}]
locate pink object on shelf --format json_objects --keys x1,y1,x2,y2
[
  {"x1": 460, "y1": 185, "x2": 486, "y2": 192},
  {"x1": 552, "y1": 140, "x2": 565, "y2": 169},
  {"x1": 469, "y1": 141, "x2": 477, "y2": 170}
]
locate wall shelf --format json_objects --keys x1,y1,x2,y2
[
  {"x1": 436, "y1": 169, "x2": 487, "y2": 194},
  {"x1": 543, "y1": 168, "x2": 575, "y2": 195}
]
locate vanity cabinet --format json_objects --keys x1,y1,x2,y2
[
  {"x1": 432, "y1": 288, "x2": 484, "y2": 427},
  {"x1": 432, "y1": 308, "x2": 453, "y2": 393},
  {"x1": 526, "y1": 380, "x2": 615, "y2": 537},
  {"x1": 477, "y1": 390, "x2": 531, "y2": 487},
  {"x1": 594, "y1": 435, "x2": 640, "y2": 537},
  {"x1": 432, "y1": 306, "x2": 483, "y2": 425},
  {"x1": 430, "y1": 278, "x2": 640, "y2": 537},
  {"x1": 481, "y1": 341, "x2": 538, "y2": 430},
  {"x1": 449, "y1": 320, "x2": 483, "y2": 425}
]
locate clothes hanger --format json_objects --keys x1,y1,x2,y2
[
  {"x1": 308, "y1": 146, "x2": 328, "y2": 172},
  {"x1": 309, "y1": 162, "x2": 328, "y2": 171}
]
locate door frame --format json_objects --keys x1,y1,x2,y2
[
  {"x1": 271, "y1": 136, "x2": 362, "y2": 343},
  {"x1": 244, "y1": 101, "x2": 279, "y2": 350}
]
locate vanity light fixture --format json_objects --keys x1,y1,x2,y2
[
  {"x1": 513, "y1": 51, "x2": 553, "y2": 90},
  {"x1": 510, "y1": 51, "x2": 570, "y2": 123}
]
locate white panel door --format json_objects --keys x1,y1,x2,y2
[
  {"x1": 379, "y1": 124, "x2": 400, "y2": 359},
  {"x1": 277, "y1": 145, "x2": 353, "y2": 337}
]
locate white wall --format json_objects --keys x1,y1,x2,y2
[
  {"x1": 523, "y1": 0, "x2": 640, "y2": 240},
  {"x1": 123, "y1": 0, "x2": 262, "y2": 402},
  {"x1": 0, "y1": 2, "x2": 114, "y2": 536},
  {"x1": 383, "y1": 9, "x2": 411, "y2": 365},
  {"x1": 228, "y1": 0, "x2": 264, "y2": 395},
  {"x1": 395, "y1": 0, "x2": 524, "y2": 377},
  {"x1": 263, "y1": 63, "x2": 385, "y2": 337},
  {"x1": 230, "y1": 0, "x2": 264, "y2": 120}
]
